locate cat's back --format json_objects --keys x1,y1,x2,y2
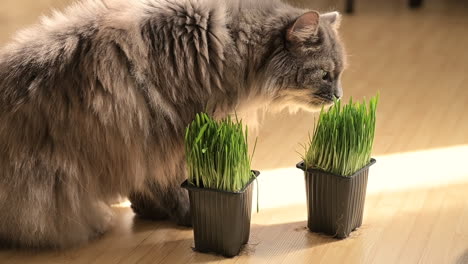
[{"x1": 0, "y1": 0, "x2": 233, "y2": 111}]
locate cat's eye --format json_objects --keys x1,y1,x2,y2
[{"x1": 322, "y1": 71, "x2": 332, "y2": 82}]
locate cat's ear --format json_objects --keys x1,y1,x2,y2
[
  {"x1": 287, "y1": 11, "x2": 320, "y2": 43},
  {"x1": 320, "y1": 11, "x2": 341, "y2": 29}
]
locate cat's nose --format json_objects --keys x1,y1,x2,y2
[{"x1": 334, "y1": 87, "x2": 343, "y2": 99}]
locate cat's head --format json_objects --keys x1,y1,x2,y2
[{"x1": 267, "y1": 11, "x2": 345, "y2": 112}]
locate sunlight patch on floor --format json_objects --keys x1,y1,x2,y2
[{"x1": 254, "y1": 145, "x2": 468, "y2": 209}]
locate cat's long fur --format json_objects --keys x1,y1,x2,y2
[{"x1": 0, "y1": 0, "x2": 344, "y2": 248}]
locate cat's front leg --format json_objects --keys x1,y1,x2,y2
[
  {"x1": 128, "y1": 191, "x2": 170, "y2": 221},
  {"x1": 162, "y1": 184, "x2": 191, "y2": 227},
  {"x1": 129, "y1": 172, "x2": 191, "y2": 227}
]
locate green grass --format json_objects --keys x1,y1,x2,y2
[
  {"x1": 185, "y1": 113, "x2": 256, "y2": 192},
  {"x1": 303, "y1": 94, "x2": 379, "y2": 176}
]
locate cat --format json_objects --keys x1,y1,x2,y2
[{"x1": 0, "y1": 0, "x2": 345, "y2": 248}]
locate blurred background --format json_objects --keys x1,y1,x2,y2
[{"x1": 1, "y1": 0, "x2": 468, "y2": 263}]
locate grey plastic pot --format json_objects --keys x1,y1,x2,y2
[
  {"x1": 296, "y1": 159, "x2": 376, "y2": 238},
  {"x1": 181, "y1": 170, "x2": 259, "y2": 257}
]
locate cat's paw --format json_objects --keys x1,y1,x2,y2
[
  {"x1": 129, "y1": 193, "x2": 170, "y2": 221},
  {"x1": 90, "y1": 203, "x2": 115, "y2": 236},
  {"x1": 131, "y1": 203, "x2": 170, "y2": 221}
]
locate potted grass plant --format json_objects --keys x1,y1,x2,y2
[
  {"x1": 181, "y1": 113, "x2": 259, "y2": 257},
  {"x1": 297, "y1": 95, "x2": 378, "y2": 238}
]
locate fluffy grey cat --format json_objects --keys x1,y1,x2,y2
[{"x1": 0, "y1": 0, "x2": 345, "y2": 248}]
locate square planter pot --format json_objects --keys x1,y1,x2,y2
[
  {"x1": 181, "y1": 170, "x2": 260, "y2": 257},
  {"x1": 296, "y1": 159, "x2": 376, "y2": 238}
]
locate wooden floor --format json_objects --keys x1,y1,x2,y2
[{"x1": 1, "y1": 0, "x2": 468, "y2": 263}]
